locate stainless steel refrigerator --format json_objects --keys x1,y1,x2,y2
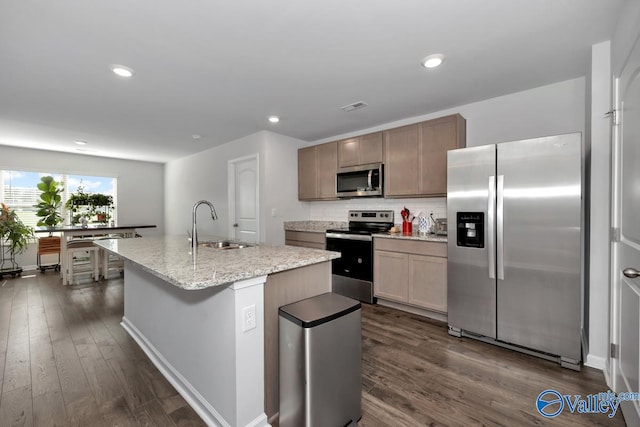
[{"x1": 446, "y1": 133, "x2": 582, "y2": 369}]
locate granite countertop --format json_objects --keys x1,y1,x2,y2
[
  {"x1": 94, "y1": 236, "x2": 340, "y2": 290},
  {"x1": 284, "y1": 220, "x2": 347, "y2": 233},
  {"x1": 373, "y1": 231, "x2": 448, "y2": 243}
]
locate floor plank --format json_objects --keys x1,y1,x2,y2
[{"x1": 0, "y1": 272, "x2": 628, "y2": 427}]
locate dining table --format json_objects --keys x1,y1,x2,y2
[{"x1": 34, "y1": 224, "x2": 156, "y2": 285}]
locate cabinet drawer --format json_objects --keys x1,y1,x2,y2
[
  {"x1": 374, "y1": 238, "x2": 446, "y2": 257},
  {"x1": 285, "y1": 231, "x2": 326, "y2": 248},
  {"x1": 285, "y1": 240, "x2": 325, "y2": 250}
]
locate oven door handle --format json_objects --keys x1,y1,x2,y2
[{"x1": 325, "y1": 232, "x2": 372, "y2": 242}]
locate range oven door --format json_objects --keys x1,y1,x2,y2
[{"x1": 326, "y1": 233, "x2": 374, "y2": 303}]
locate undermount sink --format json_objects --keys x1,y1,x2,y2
[{"x1": 198, "y1": 240, "x2": 252, "y2": 250}]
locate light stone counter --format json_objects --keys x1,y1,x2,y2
[
  {"x1": 373, "y1": 231, "x2": 448, "y2": 243},
  {"x1": 94, "y1": 235, "x2": 340, "y2": 290}
]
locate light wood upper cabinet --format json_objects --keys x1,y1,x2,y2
[
  {"x1": 298, "y1": 141, "x2": 338, "y2": 201},
  {"x1": 317, "y1": 141, "x2": 338, "y2": 198},
  {"x1": 298, "y1": 146, "x2": 317, "y2": 200},
  {"x1": 383, "y1": 124, "x2": 419, "y2": 196},
  {"x1": 299, "y1": 113, "x2": 465, "y2": 200},
  {"x1": 418, "y1": 114, "x2": 466, "y2": 196},
  {"x1": 384, "y1": 114, "x2": 466, "y2": 198},
  {"x1": 338, "y1": 132, "x2": 383, "y2": 168}
]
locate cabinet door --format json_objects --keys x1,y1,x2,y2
[
  {"x1": 383, "y1": 124, "x2": 419, "y2": 197},
  {"x1": 298, "y1": 146, "x2": 317, "y2": 200},
  {"x1": 418, "y1": 114, "x2": 466, "y2": 196},
  {"x1": 374, "y1": 250, "x2": 409, "y2": 302},
  {"x1": 338, "y1": 138, "x2": 360, "y2": 168},
  {"x1": 316, "y1": 141, "x2": 338, "y2": 199},
  {"x1": 408, "y1": 254, "x2": 447, "y2": 312},
  {"x1": 359, "y1": 132, "x2": 383, "y2": 165}
]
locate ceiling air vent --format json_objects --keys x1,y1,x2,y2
[{"x1": 341, "y1": 101, "x2": 368, "y2": 112}]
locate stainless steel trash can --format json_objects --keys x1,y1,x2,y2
[{"x1": 279, "y1": 292, "x2": 362, "y2": 427}]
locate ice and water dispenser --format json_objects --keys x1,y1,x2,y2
[{"x1": 456, "y1": 212, "x2": 485, "y2": 248}]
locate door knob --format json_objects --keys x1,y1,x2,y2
[
  {"x1": 233, "y1": 223, "x2": 238, "y2": 227},
  {"x1": 623, "y1": 267, "x2": 640, "y2": 278}
]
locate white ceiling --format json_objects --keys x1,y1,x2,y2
[{"x1": 0, "y1": 0, "x2": 625, "y2": 163}]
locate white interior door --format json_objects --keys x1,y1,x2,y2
[
  {"x1": 228, "y1": 155, "x2": 259, "y2": 243},
  {"x1": 611, "y1": 35, "x2": 640, "y2": 426}
]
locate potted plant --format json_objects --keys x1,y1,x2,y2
[
  {"x1": 0, "y1": 203, "x2": 35, "y2": 278},
  {"x1": 33, "y1": 176, "x2": 63, "y2": 271},
  {"x1": 65, "y1": 185, "x2": 90, "y2": 225},
  {"x1": 89, "y1": 193, "x2": 113, "y2": 224},
  {"x1": 34, "y1": 176, "x2": 64, "y2": 227}
]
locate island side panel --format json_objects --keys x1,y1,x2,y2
[
  {"x1": 122, "y1": 261, "x2": 268, "y2": 426},
  {"x1": 263, "y1": 261, "x2": 332, "y2": 425}
]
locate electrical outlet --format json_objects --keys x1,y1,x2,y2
[
  {"x1": 242, "y1": 304, "x2": 256, "y2": 332},
  {"x1": 271, "y1": 208, "x2": 277, "y2": 217}
]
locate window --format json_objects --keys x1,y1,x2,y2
[{"x1": 0, "y1": 170, "x2": 116, "y2": 228}]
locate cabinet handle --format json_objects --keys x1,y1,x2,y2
[{"x1": 623, "y1": 267, "x2": 640, "y2": 278}]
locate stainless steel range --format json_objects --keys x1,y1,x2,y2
[{"x1": 326, "y1": 210, "x2": 394, "y2": 303}]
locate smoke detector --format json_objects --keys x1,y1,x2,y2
[{"x1": 341, "y1": 101, "x2": 368, "y2": 112}]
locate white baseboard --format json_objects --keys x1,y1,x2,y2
[
  {"x1": 584, "y1": 353, "x2": 607, "y2": 371},
  {"x1": 121, "y1": 317, "x2": 233, "y2": 427}
]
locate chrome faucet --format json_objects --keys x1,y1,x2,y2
[{"x1": 191, "y1": 200, "x2": 218, "y2": 252}]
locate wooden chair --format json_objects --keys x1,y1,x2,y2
[{"x1": 37, "y1": 236, "x2": 61, "y2": 273}]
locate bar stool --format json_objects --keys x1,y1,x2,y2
[
  {"x1": 97, "y1": 236, "x2": 124, "y2": 279},
  {"x1": 66, "y1": 239, "x2": 100, "y2": 285}
]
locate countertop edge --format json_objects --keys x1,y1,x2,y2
[{"x1": 95, "y1": 239, "x2": 340, "y2": 290}]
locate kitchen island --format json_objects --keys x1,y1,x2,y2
[{"x1": 95, "y1": 236, "x2": 339, "y2": 427}]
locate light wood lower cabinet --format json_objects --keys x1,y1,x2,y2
[
  {"x1": 407, "y1": 254, "x2": 447, "y2": 312},
  {"x1": 374, "y1": 238, "x2": 447, "y2": 313},
  {"x1": 284, "y1": 230, "x2": 326, "y2": 249},
  {"x1": 373, "y1": 250, "x2": 408, "y2": 301}
]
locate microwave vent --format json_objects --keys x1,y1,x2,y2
[{"x1": 341, "y1": 101, "x2": 368, "y2": 112}]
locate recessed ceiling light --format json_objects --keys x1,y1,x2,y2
[
  {"x1": 110, "y1": 64, "x2": 135, "y2": 78},
  {"x1": 74, "y1": 140, "x2": 88, "y2": 145},
  {"x1": 268, "y1": 116, "x2": 280, "y2": 123},
  {"x1": 421, "y1": 54, "x2": 445, "y2": 69}
]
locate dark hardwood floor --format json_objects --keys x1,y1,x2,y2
[
  {"x1": 359, "y1": 304, "x2": 627, "y2": 427},
  {"x1": 0, "y1": 272, "x2": 205, "y2": 427},
  {"x1": 0, "y1": 273, "x2": 627, "y2": 426}
]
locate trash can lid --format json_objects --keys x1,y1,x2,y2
[{"x1": 279, "y1": 292, "x2": 361, "y2": 328}]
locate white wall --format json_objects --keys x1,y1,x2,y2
[
  {"x1": 586, "y1": 41, "x2": 613, "y2": 370},
  {"x1": 612, "y1": 0, "x2": 640, "y2": 76},
  {"x1": 0, "y1": 145, "x2": 164, "y2": 269},
  {"x1": 164, "y1": 131, "x2": 309, "y2": 245},
  {"x1": 262, "y1": 132, "x2": 310, "y2": 244},
  {"x1": 311, "y1": 78, "x2": 585, "y2": 149},
  {"x1": 309, "y1": 77, "x2": 586, "y2": 224}
]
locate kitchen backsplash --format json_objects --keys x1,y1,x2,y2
[{"x1": 309, "y1": 197, "x2": 447, "y2": 224}]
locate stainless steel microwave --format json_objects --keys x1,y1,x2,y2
[{"x1": 336, "y1": 163, "x2": 383, "y2": 198}]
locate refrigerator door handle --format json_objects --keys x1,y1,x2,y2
[
  {"x1": 488, "y1": 176, "x2": 496, "y2": 279},
  {"x1": 496, "y1": 175, "x2": 505, "y2": 280}
]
